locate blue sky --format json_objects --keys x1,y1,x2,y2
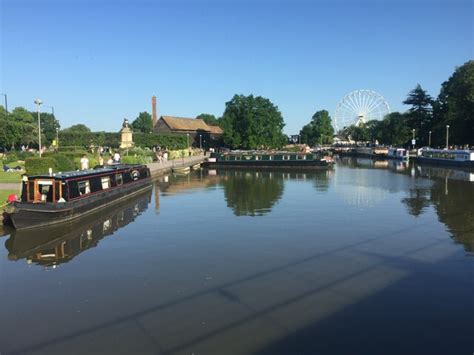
[{"x1": 1, "y1": 0, "x2": 472, "y2": 134}]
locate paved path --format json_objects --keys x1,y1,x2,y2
[{"x1": 0, "y1": 183, "x2": 21, "y2": 190}]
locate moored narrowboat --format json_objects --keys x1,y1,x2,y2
[
  {"x1": 387, "y1": 147, "x2": 409, "y2": 161},
  {"x1": 203, "y1": 151, "x2": 334, "y2": 169},
  {"x1": 4, "y1": 164, "x2": 151, "y2": 230},
  {"x1": 415, "y1": 148, "x2": 474, "y2": 168}
]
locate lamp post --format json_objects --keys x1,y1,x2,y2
[
  {"x1": 56, "y1": 127, "x2": 59, "y2": 151},
  {"x1": 186, "y1": 133, "x2": 190, "y2": 148},
  {"x1": 412, "y1": 129, "x2": 416, "y2": 149},
  {"x1": 34, "y1": 99, "x2": 43, "y2": 157},
  {"x1": 446, "y1": 125, "x2": 450, "y2": 149},
  {"x1": 199, "y1": 134, "x2": 202, "y2": 149},
  {"x1": 428, "y1": 131, "x2": 432, "y2": 147},
  {"x1": 1, "y1": 93, "x2": 7, "y2": 115}
]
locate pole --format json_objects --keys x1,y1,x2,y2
[
  {"x1": 446, "y1": 125, "x2": 449, "y2": 149},
  {"x1": 412, "y1": 129, "x2": 415, "y2": 149},
  {"x1": 199, "y1": 134, "x2": 202, "y2": 149},
  {"x1": 1, "y1": 94, "x2": 7, "y2": 115},
  {"x1": 35, "y1": 99, "x2": 43, "y2": 157},
  {"x1": 56, "y1": 128, "x2": 59, "y2": 151},
  {"x1": 428, "y1": 131, "x2": 431, "y2": 147}
]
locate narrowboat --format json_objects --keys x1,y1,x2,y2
[
  {"x1": 4, "y1": 164, "x2": 151, "y2": 230},
  {"x1": 203, "y1": 151, "x2": 334, "y2": 169},
  {"x1": 387, "y1": 147, "x2": 409, "y2": 161},
  {"x1": 415, "y1": 149, "x2": 474, "y2": 168}
]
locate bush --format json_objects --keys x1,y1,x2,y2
[
  {"x1": 25, "y1": 157, "x2": 57, "y2": 175},
  {"x1": 134, "y1": 133, "x2": 187, "y2": 149},
  {"x1": 121, "y1": 155, "x2": 153, "y2": 165},
  {"x1": 54, "y1": 154, "x2": 76, "y2": 172}
]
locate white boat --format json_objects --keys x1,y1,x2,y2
[
  {"x1": 417, "y1": 148, "x2": 474, "y2": 168},
  {"x1": 387, "y1": 147, "x2": 409, "y2": 161}
]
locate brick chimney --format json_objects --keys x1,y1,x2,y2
[{"x1": 152, "y1": 95, "x2": 158, "y2": 127}]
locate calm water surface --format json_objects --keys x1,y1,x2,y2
[{"x1": 1, "y1": 159, "x2": 473, "y2": 355}]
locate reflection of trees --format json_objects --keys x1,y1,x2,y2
[
  {"x1": 401, "y1": 188, "x2": 431, "y2": 217},
  {"x1": 400, "y1": 177, "x2": 474, "y2": 252},
  {"x1": 221, "y1": 171, "x2": 284, "y2": 216},
  {"x1": 430, "y1": 179, "x2": 474, "y2": 252}
]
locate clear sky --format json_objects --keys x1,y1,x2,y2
[{"x1": 1, "y1": 0, "x2": 472, "y2": 134}]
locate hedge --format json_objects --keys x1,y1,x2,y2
[
  {"x1": 25, "y1": 157, "x2": 57, "y2": 175},
  {"x1": 57, "y1": 131, "x2": 187, "y2": 150}
]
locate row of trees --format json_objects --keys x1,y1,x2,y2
[{"x1": 339, "y1": 60, "x2": 473, "y2": 147}]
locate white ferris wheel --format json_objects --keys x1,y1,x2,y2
[{"x1": 334, "y1": 89, "x2": 390, "y2": 132}]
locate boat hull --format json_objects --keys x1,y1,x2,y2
[
  {"x1": 6, "y1": 178, "x2": 152, "y2": 230},
  {"x1": 203, "y1": 160, "x2": 334, "y2": 169}
]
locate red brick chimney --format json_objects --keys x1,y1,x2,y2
[{"x1": 152, "y1": 95, "x2": 158, "y2": 127}]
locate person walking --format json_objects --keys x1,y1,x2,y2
[{"x1": 113, "y1": 151, "x2": 121, "y2": 163}]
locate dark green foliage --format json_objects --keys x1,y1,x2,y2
[
  {"x1": 25, "y1": 157, "x2": 57, "y2": 175},
  {"x1": 432, "y1": 60, "x2": 474, "y2": 146},
  {"x1": 196, "y1": 113, "x2": 219, "y2": 126},
  {"x1": 133, "y1": 133, "x2": 187, "y2": 149},
  {"x1": 62, "y1": 124, "x2": 91, "y2": 132},
  {"x1": 403, "y1": 84, "x2": 433, "y2": 146},
  {"x1": 131, "y1": 112, "x2": 153, "y2": 133},
  {"x1": 220, "y1": 94, "x2": 286, "y2": 149},
  {"x1": 299, "y1": 110, "x2": 334, "y2": 145},
  {"x1": 58, "y1": 132, "x2": 120, "y2": 148}
]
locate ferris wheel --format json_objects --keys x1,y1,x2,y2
[{"x1": 334, "y1": 89, "x2": 390, "y2": 132}]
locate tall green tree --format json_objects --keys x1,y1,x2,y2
[
  {"x1": 433, "y1": 60, "x2": 474, "y2": 146},
  {"x1": 220, "y1": 94, "x2": 286, "y2": 149},
  {"x1": 131, "y1": 112, "x2": 153, "y2": 133},
  {"x1": 38, "y1": 112, "x2": 60, "y2": 145},
  {"x1": 403, "y1": 84, "x2": 433, "y2": 146},
  {"x1": 62, "y1": 124, "x2": 91, "y2": 133},
  {"x1": 196, "y1": 113, "x2": 219, "y2": 126},
  {"x1": 299, "y1": 110, "x2": 334, "y2": 145}
]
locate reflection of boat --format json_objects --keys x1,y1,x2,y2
[
  {"x1": 191, "y1": 163, "x2": 201, "y2": 170},
  {"x1": 387, "y1": 147, "x2": 409, "y2": 161},
  {"x1": 5, "y1": 189, "x2": 151, "y2": 266},
  {"x1": 4, "y1": 164, "x2": 151, "y2": 230},
  {"x1": 416, "y1": 148, "x2": 474, "y2": 168},
  {"x1": 172, "y1": 166, "x2": 190, "y2": 174},
  {"x1": 204, "y1": 151, "x2": 334, "y2": 169}
]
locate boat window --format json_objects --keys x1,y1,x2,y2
[
  {"x1": 269, "y1": 156, "x2": 273, "y2": 160},
  {"x1": 78, "y1": 180, "x2": 90, "y2": 195},
  {"x1": 131, "y1": 170, "x2": 140, "y2": 181},
  {"x1": 101, "y1": 176, "x2": 111, "y2": 189},
  {"x1": 28, "y1": 181, "x2": 35, "y2": 201},
  {"x1": 235, "y1": 156, "x2": 241, "y2": 161},
  {"x1": 255, "y1": 156, "x2": 260, "y2": 161},
  {"x1": 116, "y1": 173, "x2": 123, "y2": 185}
]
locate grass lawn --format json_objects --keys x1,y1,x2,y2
[
  {"x1": 0, "y1": 171, "x2": 23, "y2": 183},
  {"x1": 0, "y1": 189, "x2": 20, "y2": 211}
]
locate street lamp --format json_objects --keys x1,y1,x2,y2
[
  {"x1": 1, "y1": 93, "x2": 7, "y2": 115},
  {"x1": 186, "y1": 133, "x2": 190, "y2": 148},
  {"x1": 199, "y1": 134, "x2": 202, "y2": 149},
  {"x1": 446, "y1": 125, "x2": 450, "y2": 149},
  {"x1": 56, "y1": 127, "x2": 59, "y2": 151},
  {"x1": 412, "y1": 129, "x2": 416, "y2": 149},
  {"x1": 428, "y1": 131, "x2": 432, "y2": 147},
  {"x1": 34, "y1": 99, "x2": 43, "y2": 157}
]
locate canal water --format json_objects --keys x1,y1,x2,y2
[{"x1": 1, "y1": 159, "x2": 473, "y2": 355}]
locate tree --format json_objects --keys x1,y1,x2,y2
[
  {"x1": 38, "y1": 112, "x2": 60, "y2": 145},
  {"x1": 403, "y1": 84, "x2": 433, "y2": 146},
  {"x1": 196, "y1": 113, "x2": 219, "y2": 126},
  {"x1": 10, "y1": 107, "x2": 35, "y2": 124},
  {"x1": 131, "y1": 112, "x2": 153, "y2": 133},
  {"x1": 299, "y1": 110, "x2": 334, "y2": 146},
  {"x1": 433, "y1": 60, "x2": 474, "y2": 146},
  {"x1": 220, "y1": 94, "x2": 286, "y2": 149},
  {"x1": 62, "y1": 124, "x2": 91, "y2": 133}
]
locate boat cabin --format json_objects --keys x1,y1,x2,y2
[
  {"x1": 20, "y1": 164, "x2": 150, "y2": 204},
  {"x1": 420, "y1": 149, "x2": 474, "y2": 162}
]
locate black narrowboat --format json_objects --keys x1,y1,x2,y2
[{"x1": 4, "y1": 164, "x2": 151, "y2": 230}]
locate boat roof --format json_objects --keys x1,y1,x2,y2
[
  {"x1": 221, "y1": 150, "x2": 313, "y2": 155},
  {"x1": 26, "y1": 164, "x2": 147, "y2": 180}
]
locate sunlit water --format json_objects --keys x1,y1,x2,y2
[{"x1": 1, "y1": 158, "x2": 473, "y2": 355}]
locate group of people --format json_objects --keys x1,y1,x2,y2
[{"x1": 80, "y1": 151, "x2": 121, "y2": 170}]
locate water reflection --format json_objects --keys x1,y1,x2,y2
[
  {"x1": 336, "y1": 157, "x2": 474, "y2": 252},
  {"x1": 5, "y1": 190, "x2": 151, "y2": 267}
]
